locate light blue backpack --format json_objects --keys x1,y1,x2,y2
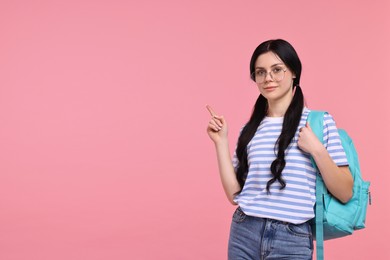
[{"x1": 307, "y1": 111, "x2": 371, "y2": 260}]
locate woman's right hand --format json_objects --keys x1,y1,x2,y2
[{"x1": 206, "y1": 105, "x2": 228, "y2": 144}]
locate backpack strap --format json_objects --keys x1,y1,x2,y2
[{"x1": 307, "y1": 110, "x2": 326, "y2": 260}]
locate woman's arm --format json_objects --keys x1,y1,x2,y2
[
  {"x1": 310, "y1": 147, "x2": 353, "y2": 203},
  {"x1": 298, "y1": 122, "x2": 353, "y2": 203},
  {"x1": 214, "y1": 139, "x2": 241, "y2": 205},
  {"x1": 206, "y1": 106, "x2": 241, "y2": 205}
]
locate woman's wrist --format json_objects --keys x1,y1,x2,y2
[
  {"x1": 310, "y1": 144, "x2": 327, "y2": 160},
  {"x1": 214, "y1": 138, "x2": 229, "y2": 148}
]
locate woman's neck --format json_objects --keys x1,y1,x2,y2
[{"x1": 267, "y1": 99, "x2": 292, "y2": 117}]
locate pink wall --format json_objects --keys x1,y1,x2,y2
[{"x1": 0, "y1": 0, "x2": 388, "y2": 259}]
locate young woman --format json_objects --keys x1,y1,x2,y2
[{"x1": 206, "y1": 39, "x2": 353, "y2": 259}]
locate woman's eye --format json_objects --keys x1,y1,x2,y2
[
  {"x1": 256, "y1": 71, "x2": 266, "y2": 76},
  {"x1": 273, "y1": 67, "x2": 283, "y2": 73}
]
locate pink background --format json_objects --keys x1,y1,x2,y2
[{"x1": 1, "y1": 0, "x2": 389, "y2": 259}]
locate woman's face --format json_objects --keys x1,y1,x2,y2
[{"x1": 254, "y1": 51, "x2": 295, "y2": 103}]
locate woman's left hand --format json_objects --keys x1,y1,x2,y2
[{"x1": 297, "y1": 122, "x2": 324, "y2": 155}]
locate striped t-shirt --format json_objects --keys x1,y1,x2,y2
[{"x1": 232, "y1": 108, "x2": 348, "y2": 224}]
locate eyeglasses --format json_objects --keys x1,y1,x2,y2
[{"x1": 252, "y1": 66, "x2": 287, "y2": 84}]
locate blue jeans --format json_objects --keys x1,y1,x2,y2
[{"x1": 228, "y1": 207, "x2": 313, "y2": 260}]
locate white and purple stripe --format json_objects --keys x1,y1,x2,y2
[{"x1": 233, "y1": 108, "x2": 348, "y2": 224}]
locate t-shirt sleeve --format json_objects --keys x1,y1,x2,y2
[
  {"x1": 232, "y1": 151, "x2": 239, "y2": 172},
  {"x1": 323, "y1": 113, "x2": 349, "y2": 166}
]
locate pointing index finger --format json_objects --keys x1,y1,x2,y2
[{"x1": 206, "y1": 104, "x2": 217, "y2": 117}]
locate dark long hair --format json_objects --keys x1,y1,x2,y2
[{"x1": 235, "y1": 39, "x2": 304, "y2": 194}]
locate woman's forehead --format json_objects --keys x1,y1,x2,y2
[{"x1": 255, "y1": 52, "x2": 284, "y2": 68}]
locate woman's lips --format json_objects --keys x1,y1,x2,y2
[{"x1": 264, "y1": 86, "x2": 277, "y2": 91}]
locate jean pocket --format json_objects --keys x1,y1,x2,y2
[
  {"x1": 286, "y1": 222, "x2": 312, "y2": 238},
  {"x1": 232, "y1": 207, "x2": 246, "y2": 223}
]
